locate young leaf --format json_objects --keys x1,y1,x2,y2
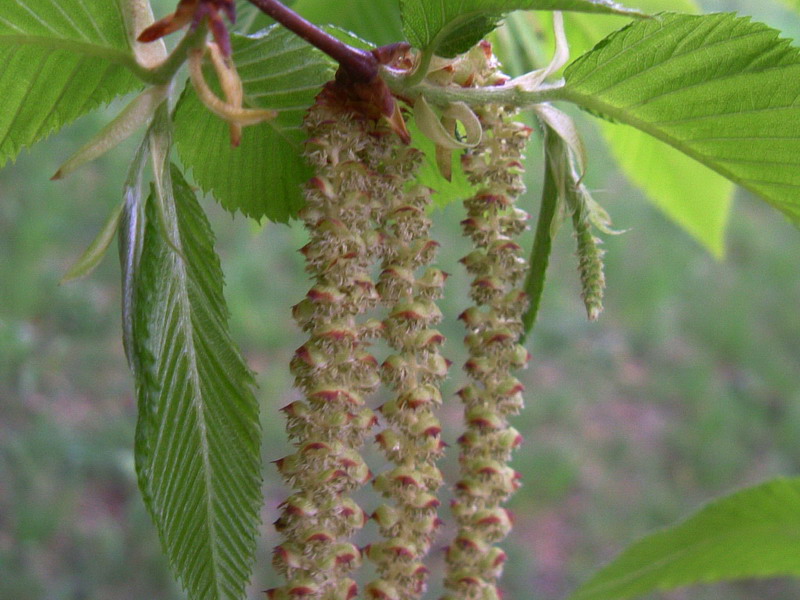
[
  {"x1": 400, "y1": 0, "x2": 645, "y2": 58},
  {"x1": 569, "y1": 477, "x2": 800, "y2": 600},
  {"x1": 0, "y1": 0, "x2": 141, "y2": 165},
  {"x1": 132, "y1": 164, "x2": 261, "y2": 600},
  {"x1": 173, "y1": 26, "x2": 334, "y2": 222},
  {"x1": 407, "y1": 118, "x2": 475, "y2": 208},
  {"x1": 522, "y1": 127, "x2": 562, "y2": 338},
  {"x1": 60, "y1": 201, "x2": 125, "y2": 284},
  {"x1": 119, "y1": 121, "x2": 153, "y2": 371},
  {"x1": 558, "y1": 12, "x2": 800, "y2": 227}
]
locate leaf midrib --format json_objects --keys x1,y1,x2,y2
[
  {"x1": 554, "y1": 85, "x2": 800, "y2": 215},
  {"x1": 162, "y1": 204, "x2": 225, "y2": 600}
]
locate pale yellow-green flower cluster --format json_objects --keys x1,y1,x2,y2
[
  {"x1": 365, "y1": 176, "x2": 448, "y2": 600},
  {"x1": 269, "y1": 81, "x2": 420, "y2": 600},
  {"x1": 443, "y1": 92, "x2": 532, "y2": 599}
]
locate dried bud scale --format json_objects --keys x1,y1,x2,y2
[
  {"x1": 443, "y1": 48, "x2": 532, "y2": 600},
  {"x1": 271, "y1": 81, "x2": 412, "y2": 600},
  {"x1": 366, "y1": 167, "x2": 447, "y2": 597}
]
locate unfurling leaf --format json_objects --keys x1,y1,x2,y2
[
  {"x1": 522, "y1": 128, "x2": 562, "y2": 338},
  {"x1": 415, "y1": 97, "x2": 483, "y2": 150},
  {"x1": 60, "y1": 202, "x2": 124, "y2": 284},
  {"x1": 52, "y1": 86, "x2": 169, "y2": 180}
]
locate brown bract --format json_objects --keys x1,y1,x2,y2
[
  {"x1": 333, "y1": 43, "x2": 413, "y2": 145},
  {"x1": 138, "y1": 0, "x2": 236, "y2": 57}
]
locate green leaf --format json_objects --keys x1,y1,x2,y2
[
  {"x1": 173, "y1": 26, "x2": 335, "y2": 222},
  {"x1": 294, "y1": 0, "x2": 404, "y2": 45},
  {"x1": 400, "y1": 0, "x2": 645, "y2": 58},
  {"x1": 559, "y1": 3, "x2": 734, "y2": 257},
  {"x1": 558, "y1": 12, "x2": 800, "y2": 227},
  {"x1": 494, "y1": 2, "x2": 734, "y2": 255},
  {"x1": 569, "y1": 477, "x2": 800, "y2": 600},
  {"x1": 522, "y1": 128, "x2": 561, "y2": 338},
  {"x1": 0, "y1": 0, "x2": 141, "y2": 165},
  {"x1": 132, "y1": 162, "x2": 261, "y2": 600},
  {"x1": 599, "y1": 123, "x2": 732, "y2": 256}
]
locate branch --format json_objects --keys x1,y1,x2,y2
[{"x1": 244, "y1": 0, "x2": 378, "y2": 82}]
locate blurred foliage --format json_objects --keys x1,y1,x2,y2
[{"x1": 2, "y1": 1, "x2": 800, "y2": 599}]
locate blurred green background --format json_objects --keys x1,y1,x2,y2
[{"x1": 2, "y1": 1, "x2": 800, "y2": 599}]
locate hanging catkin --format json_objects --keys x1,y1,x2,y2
[
  {"x1": 443, "y1": 47, "x2": 532, "y2": 600},
  {"x1": 269, "y1": 80, "x2": 413, "y2": 600},
  {"x1": 365, "y1": 167, "x2": 448, "y2": 599}
]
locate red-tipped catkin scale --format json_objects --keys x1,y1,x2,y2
[
  {"x1": 280, "y1": 494, "x2": 318, "y2": 519},
  {"x1": 291, "y1": 343, "x2": 328, "y2": 371},
  {"x1": 449, "y1": 531, "x2": 490, "y2": 556},
  {"x1": 375, "y1": 429, "x2": 402, "y2": 456},
  {"x1": 423, "y1": 353, "x2": 450, "y2": 380},
  {"x1": 332, "y1": 542, "x2": 362, "y2": 568},
  {"x1": 272, "y1": 544, "x2": 303, "y2": 571},
  {"x1": 308, "y1": 175, "x2": 335, "y2": 198},
  {"x1": 364, "y1": 580, "x2": 401, "y2": 600},
  {"x1": 287, "y1": 580, "x2": 319, "y2": 598},
  {"x1": 470, "y1": 507, "x2": 514, "y2": 540},
  {"x1": 351, "y1": 407, "x2": 378, "y2": 431},
  {"x1": 399, "y1": 384, "x2": 442, "y2": 409},
  {"x1": 409, "y1": 413, "x2": 442, "y2": 438},
  {"x1": 307, "y1": 386, "x2": 363, "y2": 407}
]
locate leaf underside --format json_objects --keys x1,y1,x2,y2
[
  {"x1": 131, "y1": 163, "x2": 261, "y2": 600},
  {"x1": 400, "y1": 0, "x2": 645, "y2": 57},
  {"x1": 560, "y1": 12, "x2": 800, "y2": 228},
  {"x1": 173, "y1": 26, "x2": 335, "y2": 222},
  {"x1": 569, "y1": 477, "x2": 800, "y2": 600},
  {"x1": 0, "y1": 0, "x2": 139, "y2": 166}
]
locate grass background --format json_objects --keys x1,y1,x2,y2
[{"x1": 2, "y1": 1, "x2": 800, "y2": 599}]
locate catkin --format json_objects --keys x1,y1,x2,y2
[
  {"x1": 365, "y1": 170, "x2": 448, "y2": 599},
  {"x1": 443, "y1": 50, "x2": 532, "y2": 600},
  {"x1": 269, "y1": 81, "x2": 411, "y2": 600}
]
